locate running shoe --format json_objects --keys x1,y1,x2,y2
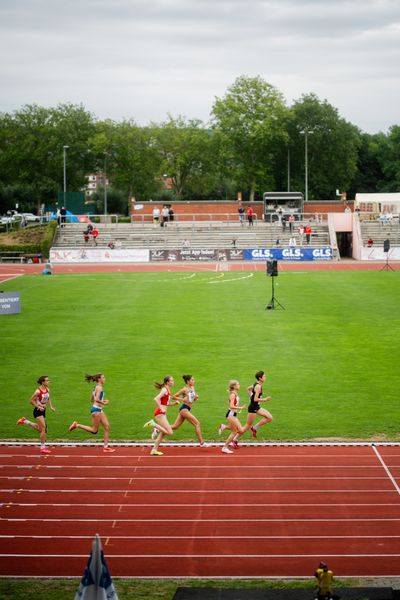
[
  {"x1": 69, "y1": 421, "x2": 78, "y2": 432},
  {"x1": 151, "y1": 428, "x2": 158, "y2": 440},
  {"x1": 16, "y1": 417, "x2": 26, "y2": 425},
  {"x1": 103, "y1": 447, "x2": 115, "y2": 453},
  {"x1": 222, "y1": 446, "x2": 233, "y2": 454},
  {"x1": 218, "y1": 423, "x2": 225, "y2": 435},
  {"x1": 40, "y1": 447, "x2": 51, "y2": 454},
  {"x1": 200, "y1": 442, "x2": 211, "y2": 447},
  {"x1": 251, "y1": 426, "x2": 257, "y2": 438},
  {"x1": 150, "y1": 449, "x2": 163, "y2": 456},
  {"x1": 143, "y1": 419, "x2": 156, "y2": 429},
  {"x1": 229, "y1": 440, "x2": 239, "y2": 449}
]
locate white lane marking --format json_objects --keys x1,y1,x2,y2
[{"x1": 372, "y1": 444, "x2": 400, "y2": 495}]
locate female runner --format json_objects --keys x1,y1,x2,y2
[
  {"x1": 167, "y1": 374, "x2": 209, "y2": 447},
  {"x1": 220, "y1": 380, "x2": 245, "y2": 454},
  {"x1": 17, "y1": 375, "x2": 55, "y2": 454},
  {"x1": 69, "y1": 373, "x2": 115, "y2": 452},
  {"x1": 144, "y1": 375, "x2": 180, "y2": 456},
  {"x1": 245, "y1": 370, "x2": 273, "y2": 438}
]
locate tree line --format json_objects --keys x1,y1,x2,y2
[{"x1": 0, "y1": 75, "x2": 398, "y2": 215}]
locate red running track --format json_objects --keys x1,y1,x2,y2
[{"x1": 0, "y1": 443, "x2": 400, "y2": 578}]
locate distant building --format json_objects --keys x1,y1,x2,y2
[{"x1": 84, "y1": 173, "x2": 108, "y2": 196}]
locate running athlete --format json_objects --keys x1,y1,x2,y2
[
  {"x1": 69, "y1": 373, "x2": 115, "y2": 452},
  {"x1": 144, "y1": 375, "x2": 180, "y2": 456},
  {"x1": 17, "y1": 376, "x2": 55, "y2": 454},
  {"x1": 244, "y1": 370, "x2": 273, "y2": 438},
  {"x1": 166, "y1": 374, "x2": 209, "y2": 447},
  {"x1": 220, "y1": 380, "x2": 245, "y2": 454}
]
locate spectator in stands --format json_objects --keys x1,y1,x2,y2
[
  {"x1": 298, "y1": 225, "x2": 304, "y2": 245},
  {"x1": 182, "y1": 238, "x2": 190, "y2": 248},
  {"x1": 367, "y1": 237, "x2": 374, "y2": 247},
  {"x1": 60, "y1": 206, "x2": 67, "y2": 228},
  {"x1": 56, "y1": 208, "x2": 61, "y2": 227},
  {"x1": 314, "y1": 562, "x2": 334, "y2": 600},
  {"x1": 275, "y1": 237, "x2": 281, "y2": 247},
  {"x1": 108, "y1": 240, "x2": 115, "y2": 250},
  {"x1": 83, "y1": 228, "x2": 90, "y2": 244},
  {"x1": 168, "y1": 205, "x2": 175, "y2": 222},
  {"x1": 161, "y1": 205, "x2": 169, "y2": 227},
  {"x1": 289, "y1": 236, "x2": 296, "y2": 247},
  {"x1": 238, "y1": 205, "x2": 245, "y2": 225},
  {"x1": 152, "y1": 207, "x2": 160, "y2": 226},
  {"x1": 115, "y1": 239, "x2": 122, "y2": 249},
  {"x1": 281, "y1": 215, "x2": 287, "y2": 231},
  {"x1": 305, "y1": 224, "x2": 312, "y2": 245},
  {"x1": 247, "y1": 206, "x2": 254, "y2": 226},
  {"x1": 91, "y1": 226, "x2": 99, "y2": 246},
  {"x1": 288, "y1": 214, "x2": 295, "y2": 233}
]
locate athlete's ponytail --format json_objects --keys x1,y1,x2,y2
[
  {"x1": 182, "y1": 374, "x2": 192, "y2": 384},
  {"x1": 85, "y1": 373, "x2": 103, "y2": 383},
  {"x1": 154, "y1": 376, "x2": 173, "y2": 390}
]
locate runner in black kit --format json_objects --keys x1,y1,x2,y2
[{"x1": 232, "y1": 371, "x2": 273, "y2": 445}]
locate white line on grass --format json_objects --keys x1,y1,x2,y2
[{"x1": 208, "y1": 273, "x2": 254, "y2": 284}]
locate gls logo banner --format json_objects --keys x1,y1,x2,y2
[{"x1": 244, "y1": 248, "x2": 333, "y2": 261}]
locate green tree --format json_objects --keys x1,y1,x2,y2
[
  {"x1": 0, "y1": 104, "x2": 97, "y2": 213},
  {"x1": 287, "y1": 94, "x2": 360, "y2": 200},
  {"x1": 376, "y1": 125, "x2": 400, "y2": 191},
  {"x1": 211, "y1": 75, "x2": 289, "y2": 201},
  {"x1": 151, "y1": 116, "x2": 218, "y2": 201}
]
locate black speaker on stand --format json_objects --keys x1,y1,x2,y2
[
  {"x1": 265, "y1": 260, "x2": 285, "y2": 310},
  {"x1": 381, "y1": 238, "x2": 394, "y2": 271}
]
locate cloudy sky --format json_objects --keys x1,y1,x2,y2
[{"x1": 1, "y1": 0, "x2": 399, "y2": 133}]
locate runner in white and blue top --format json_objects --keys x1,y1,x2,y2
[{"x1": 153, "y1": 374, "x2": 210, "y2": 447}]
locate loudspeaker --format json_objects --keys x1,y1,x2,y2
[
  {"x1": 383, "y1": 239, "x2": 390, "y2": 253},
  {"x1": 266, "y1": 260, "x2": 278, "y2": 277}
]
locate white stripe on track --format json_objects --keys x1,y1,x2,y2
[
  {"x1": 3, "y1": 517, "x2": 400, "y2": 523},
  {"x1": 1, "y1": 488, "x2": 396, "y2": 493},
  {"x1": 1, "y1": 534, "x2": 400, "y2": 540},
  {"x1": 0, "y1": 475, "x2": 389, "y2": 480},
  {"x1": 3, "y1": 502, "x2": 400, "y2": 507},
  {"x1": 0, "y1": 463, "x2": 391, "y2": 468},
  {"x1": 372, "y1": 444, "x2": 400, "y2": 496},
  {"x1": 1, "y1": 553, "x2": 400, "y2": 558}
]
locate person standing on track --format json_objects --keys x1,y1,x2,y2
[
  {"x1": 160, "y1": 374, "x2": 210, "y2": 447},
  {"x1": 17, "y1": 375, "x2": 55, "y2": 454},
  {"x1": 68, "y1": 373, "x2": 115, "y2": 453},
  {"x1": 144, "y1": 375, "x2": 180, "y2": 456},
  {"x1": 219, "y1": 380, "x2": 245, "y2": 454}
]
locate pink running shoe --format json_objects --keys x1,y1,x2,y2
[
  {"x1": 69, "y1": 421, "x2": 78, "y2": 432},
  {"x1": 229, "y1": 440, "x2": 239, "y2": 449},
  {"x1": 251, "y1": 426, "x2": 257, "y2": 438},
  {"x1": 103, "y1": 447, "x2": 115, "y2": 453},
  {"x1": 40, "y1": 447, "x2": 51, "y2": 454},
  {"x1": 16, "y1": 417, "x2": 26, "y2": 425}
]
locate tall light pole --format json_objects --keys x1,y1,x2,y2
[
  {"x1": 287, "y1": 146, "x2": 291, "y2": 192},
  {"x1": 103, "y1": 153, "x2": 108, "y2": 218},
  {"x1": 63, "y1": 145, "x2": 69, "y2": 209},
  {"x1": 300, "y1": 129, "x2": 313, "y2": 203}
]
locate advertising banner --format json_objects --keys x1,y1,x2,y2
[
  {"x1": 150, "y1": 249, "x2": 245, "y2": 262},
  {"x1": 360, "y1": 247, "x2": 400, "y2": 260},
  {"x1": 0, "y1": 292, "x2": 21, "y2": 315},
  {"x1": 243, "y1": 247, "x2": 333, "y2": 261},
  {"x1": 50, "y1": 249, "x2": 150, "y2": 263}
]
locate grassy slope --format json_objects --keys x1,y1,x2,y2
[{"x1": 0, "y1": 270, "x2": 399, "y2": 441}]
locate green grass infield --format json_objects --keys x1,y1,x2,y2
[{"x1": 1, "y1": 270, "x2": 399, "y2": 442}]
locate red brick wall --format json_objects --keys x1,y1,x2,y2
[{"x1": 132, "y1": 201, "x2": 264, "y2": 221}]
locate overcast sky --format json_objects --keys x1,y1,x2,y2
[{"x1": 1, "y1": 0, "x2": 399, "y2": 133}]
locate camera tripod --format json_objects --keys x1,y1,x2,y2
[
  {"x1": 265, "y1": 276, "x2": 285, "y2": 310},
  {"x1": 381, "y1": 252, "x2": 394, "y2": 271}
]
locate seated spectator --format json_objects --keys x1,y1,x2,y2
[
  {"x1": 367, "y1": 237, "x2": 374, "y2": 247},
  {"x1": 181, "y1": 238, "x2": 190, "y2": 248},
  {"x1": 115, "y1": 239, "x2": 122, "y2": 249},
  {"x1": 41, "y1": 263, "x2": 53, "y2": 275},
  {"x1": 83, "y1": 229, "x2": 90, "y2": 243},
  {"x1": 289, "y1": 236, "x2": 296, "y2": 247},
  {"x1": 108, "y1": 240, "x2": 115, "y2": 250},
  {"x1": 91, "y1": 227, "x2": 99, "y2": 246}
]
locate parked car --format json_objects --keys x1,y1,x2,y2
[{"x1": 19, "y1": 213, "x2": 41, "y2": 223}]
